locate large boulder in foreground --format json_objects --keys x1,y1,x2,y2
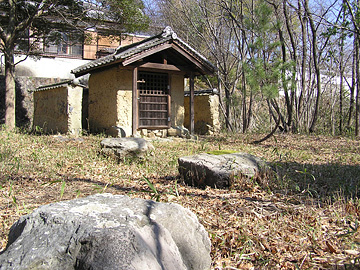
[
  {"x1": 178, "y1": 152, "x2": 271, "y2": 188},
  {"x1": 100, "y1": 137, "x2": 154, "y2": 160},
  {"x1": 0, "y1": 194, "x2": 211, "y2": 270}
]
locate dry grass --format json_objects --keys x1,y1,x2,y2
[{"x1": 1, "y1": 128, "x2": 360, "y2": 269}]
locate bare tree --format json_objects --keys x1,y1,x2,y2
[{"x1": 151, "y1": 0, "x2": 357, "y2": 136}]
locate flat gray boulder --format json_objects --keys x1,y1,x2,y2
[
  {"x1": 178, "y1": 152, "x2": 271, "y2": 188},
  {"x1": 0, "y1": 194, "x2": 211, "y2": 270},
  {"x1": 100, "y1": 137, "x2": 154, "y2": 160}
]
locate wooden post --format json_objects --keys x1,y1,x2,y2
[
  {"x1": 190, "y1": 72, "x2": 195, "y2": 134},
  {"x1": 132, "y1": 67, "x2": 138, "y2": 136}
]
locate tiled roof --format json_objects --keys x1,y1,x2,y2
[
  {"x1": 184, "y1": 89, "x2": 219, "y2": 96},
  {"x1": 33, "y1": 79, "x2": 87, "y2": 92},
  {"x1": 72, "y1": 26, "x2": 215, "y2": 77},
  {"x1": 33, "y1": 80, "x2": 73, "y2": 92}
]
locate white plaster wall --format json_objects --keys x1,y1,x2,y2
[{"x1": 0, "y1": 53, "x2": 90, "y2": 79}]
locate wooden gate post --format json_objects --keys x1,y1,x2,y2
[
  {"x1": 132, "y1": 67, "x2": 138, "y2": 136},
  {"x1": 190, "y1": 72, "x2": 195, "y2": 134}
]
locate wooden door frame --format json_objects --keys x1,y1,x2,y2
[
  {"x1": 136, "y1": 70, "x2": 171, "y2": 130},
  {"x1": 132, "y1": 67, "x2": 138, "y2": 136}
]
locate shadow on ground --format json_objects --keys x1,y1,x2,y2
[{"x1": 271, "y1": 160, "x2": 360, "y2": 200}]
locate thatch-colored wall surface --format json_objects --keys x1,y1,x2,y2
[
  {"x1": 33, "y1": 87, "x2": 68, "y2": 133},
  {"x1": 184, "y1": 94, "x2": 220, "y2": 134},
  {"x1": 116, "y1": 90, "x2": 132, "y2": 137},
  {"x1": 0, "y1": 76, "x2": 66, "y2": 128},
  {"x1": 88, "y1": 66, "x2": 132, "y2": 136},
  {"x1": 67, "y1": 86, "x2": 83, "y2": 135},
  {"x1": 33, "y1": 85, "x2": 83, "y2": 134},
  {"x1": 170, "y1": 74, "x2": 185, "y2": 128}
]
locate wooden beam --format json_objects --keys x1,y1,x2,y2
[
  {"x1": 122, "y1": 43, "x2": 173, "y2": 66},
  {"x1": 132, "y1": 67, "x2": 138, "y2": 136},
  {"x1": 138, "y1": 62, "x2": 182, "y2": 72},
  {"x1": 170, "y1": 43, "x2": 212, "y2": 74},
  {"x1": 190, "y1": 72, "x2": 195, "y2": 135},
  {"x1": 168, "y1": 74, "x2": 171, "y2": 127}
]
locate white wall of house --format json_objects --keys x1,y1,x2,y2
[
  {"x1": 278, "y1": 70, "x2": 351, "y2": 97},
  {"x1": 0, "y1": 54, "x2": 90, "y2": 79}
]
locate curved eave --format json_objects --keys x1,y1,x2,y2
[
  {"x1": 72, "y1": 29, "x2": 216, "y2": 77},
  {"x1": 172, "y1": 39, "x2": 216, "y2": 75},
  {"x1": 72, "y1": 54, "x2": 123, "y2": 78}
]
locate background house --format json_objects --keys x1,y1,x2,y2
[{"x1": 0, "y1": 31, "x2": 147, "y2": 128}]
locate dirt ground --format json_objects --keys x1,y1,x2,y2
[{"x1": 1, "y1": 131, "x2": 360, "y2": 269}]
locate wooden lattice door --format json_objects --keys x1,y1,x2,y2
[{"x1": 138, "y1": 72, "x2": 170, "y2": 128}]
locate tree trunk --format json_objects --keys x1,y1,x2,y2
[
  {"x1": 240, "y1": 0, "x2": 248, "y2": 133},
  {"x1": 224, "y1": 82, "x2": 232, "y2": 131},
  {"x1": 356, "y1": 33, "x2": 360, "y2": 136},
  {"x1": 251, "y1": 99, "x2": 281, "y2": 144},
  {"x1": 297, "y1": 0, "x2": 307, "y2": 132},
  {"x1": 4, "y1": 47, "x2": 16, "y2": 130},
  {"x1": 339, "y1": 43, "x2": 344, "y2": 134},
  {"x1": 304, "y1": 0, "x2": 321, "y2": 133},
  {"x1": 283, "y1": 0, "x2": 297, "y2": 132},
  {"x1": 339, "y1": 1, "x2": 346, "y2": 134},
  {"x1": 3, "y1": 0, "x2": 17, "y2": 130},
  {"x1": 347, "y1": 37, "x2": 356, "y2": 130},
  {"x1": 246, "y1": 91, "x2": 253, "y2": 131},
  {"x1": 344, "y1": 0, "x2": 360, "y2": 135},
  {"x1": 242, "y1": 72, "x2": 247, "y2": 133},
  {"x1": 278, "y1": 17, "x2": 290, "y2": 132}
]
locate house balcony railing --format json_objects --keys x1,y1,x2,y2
[{"x1": 14, "y1": 44, "x2": 118, "y2": 60}]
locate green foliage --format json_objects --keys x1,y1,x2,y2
[
  {"x1": 243, "y1": 0, "x2": 288, "y2": 100},
  {"x1": 95, "y1": 0, "x2": 150, "y2": 33},
  {"x1": 60, "y1": 181, "x2": 66, "y2": 199},
  {"x1": 169, "y1": 180, "x2": 179, "y2": 197},
  {"x1": 207, "y1": 150, "x2": 238, "y2": 155},
  {"x1": 143, "y1": 177, "x2": 160, "y2": 202}
]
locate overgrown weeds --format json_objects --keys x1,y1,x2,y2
[{"x1": 0, "y1": 130, "x2": 360, "y2": 269}]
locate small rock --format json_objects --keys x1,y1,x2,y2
[
  {"x1": 140, "y1": 129, "x2": 148, "y2": 137},
  {"x1": 167, "y1": 128, "x2": 178, "y2": 137},
  {"x1": 178, "y1": 152, "x2": 272, "y2": 188},
  {"x1": 100, "y1": 137, "x2": 154, "y2": 160}
]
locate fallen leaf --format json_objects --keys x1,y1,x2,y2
[
  {"x1": 344, "y1": 250, "x2": 360, "y2": 256},
  {"x1": 326, "y1": 241, "x2": 337, "y2": 254}
]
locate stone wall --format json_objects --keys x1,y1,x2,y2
[
  {"x1": 184, "y1": 94, "x2": 220, "y2": 135},
  {"x1": 0, "y1": 76, "x2": 64, "y2": 129}
]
